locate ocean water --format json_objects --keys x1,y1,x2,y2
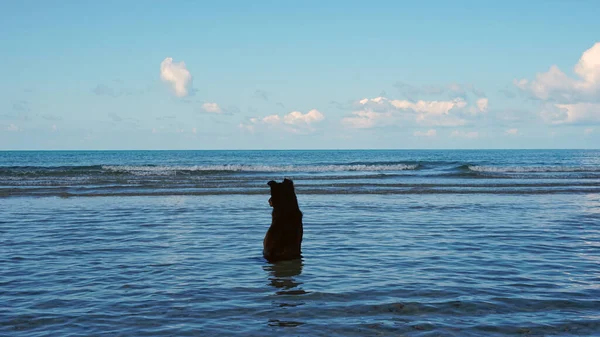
[{"x1": 1, "y1": 150, "x2": 599, "y2": 336}]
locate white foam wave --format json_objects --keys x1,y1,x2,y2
[
  {"x1": 102, "y1": 164, "x2": 418, "y2": 175},
  {"x1": 468, "y1": 165, "x2": 598, "y2": 173}
]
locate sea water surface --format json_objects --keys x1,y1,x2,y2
[{"x1": 1, "y1": 150, "x2": 599, "y2": 336}]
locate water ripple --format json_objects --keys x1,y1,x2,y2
[{"x1": 1, "y1": 193, "x2": 599, "y2": 336}]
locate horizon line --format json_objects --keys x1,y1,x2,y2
[{"x1": 0, "y1": 148, "x2": 598, "y2": 152}]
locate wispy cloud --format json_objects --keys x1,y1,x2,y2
[
  {"x1": 414, "y1": 129, "x2": 437, "y2": 137},
  {"x1": 5, "y1": 124, "x2": 20, "y2": 132},
  {"x1": 160, "y1": 57, "x2": 192, "y2": 97},
  {"x1": 505, "y1": 128, "x2": 519, "y2": 136},
  {"x1": 341, "y1": 96, "x2": 486, "y2": 129},
  {"x1": 201, "y1": 102, "x2": 222, "y2": 114},
  {"x1": 199, "y1": 102, "x2": 238, "y2": 115},
  {"x1": 240, "y1": 109, "x2": 325, "y2": 133}
]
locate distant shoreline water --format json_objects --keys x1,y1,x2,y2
[{"x1": 1, "y1": 149, "x2": 599, "y2": 198}]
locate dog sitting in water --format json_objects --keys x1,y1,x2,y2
[{"x1": 263, "y1": 179, "x2": 303, "y2": 262}]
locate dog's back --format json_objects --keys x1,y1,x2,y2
[{"x1": 263, "y1": 179, "x2": 303, "y2": 262}]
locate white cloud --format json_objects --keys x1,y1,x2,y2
[
  {"x1": 552, "y1": 103, "x2": 600, "y2": 124},
  {"x1": 241, "y1": 109, "x2": 325, "y2": 133},
  {"x1": 262, "y1": 114, "x2": 281, "y2": 125},
  {"x1": 515, "y1": 42, "x2": 600, "y2": 103},
  {"x1": 51, "y1": 124, "x2": 57, "y2": 132},
  {"x1": 450, "y1": 130, "x2": 479, "y2": 139},
  {"x1": 505, "y1": 128, "x2": 519, "y2": 136},
  {"x1": 283, "y1": 109, "x2": 324, "y2": 125},
  {"x1": 343, "y1": 96, "x2": 478, "y2": 129},
  {"x1": 414, "y1": 129, "x2": 437, "y2": 137},
  {"x1": 358, "y1": 96, "x2": 467, "y2": 115},
  {"x1": 476, "y1": 98, "x2": 489, "y2": 113},
  {"x1": 6, "y1": 124, "x2": 19, "y2": 132},
  {"x1": 514, "y1": 42, "x2": 600, "y2": 125},
  {"x1": 342, "y1": 110, "x2": 391, "y2": 129},
  {"x1": 584, "y1": 128, "x2": 593, "y2": 135},
  {"x1": 201, "y1": 102, "x2": 222, "y2": 114},
  {"x1": 160, "y1": 57, "x2": 192, "y2": 97},
  {"x1": 192, "y1": 127, "x2": 197, "y2": 134},
  {"x1": 239, "y1": 123, "x2": 255, "y2": 133}
]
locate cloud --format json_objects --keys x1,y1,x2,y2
[
  {"x1": 515, "y1": 42, "x2": 600, "y2": 103},
  {"x1": 283, "y1": 109, "x2": 324, "y2": 125},
  {"x1": 450, "y1": 130, "x2": 479, "y2": 139},
  {"x1": 262, "y1": 114, "x2": 281, "y2": 125},
  {"x1": 5, "y1": 124, "x2": 20, "y2": 132},
  {"x1": 342, "y1": 110, "x2": 391, "y2": 129},
  {"x1": 413, "y1": 129, "x2": 437, "y2": 137},
  {"x1": 551, "y1": 103, "x2": 600, "y2": 124},
  {"x1": 512, "y1": 43, "x2": 600, "y2": 126},
  {"x1": 342, "y1": 96, "x2": 483, "y2": 129},
  {"x1": 238, "y1": 123, "x2": 255, "y2": 133},
  {"x1": 201, "y1": 102, "x2": 223, "y2": 114},
  {"x1": 199, "y1": 102, "x2": 238, "y2": 115},
  {"x1": 241, "y1": 109, "x2": 325, "y2": 133},
  {"x1": 160, "y1": 57, "x2": 192, "y2": 97},
  {"x1": 505, "y1": 128, "x2": 519, "y2": 136},
  {"x1": 192, "y1": 127, "x2": 197, "y2": 134},
  {"x1": 584, "y1": 128, "x2": 594, "y2": 135},
  {"x1": 51, "y1": 124, "x2": 58, "y2": 132},
  {"x1": 476, "y1": 98, "x2": 489, "y2": 113},
  {"x1": 261, "y1": 109, "x2": 324, "y2": 126}
]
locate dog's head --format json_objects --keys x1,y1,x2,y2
[{"x1": 267, "y1": 178, "x2": 299, "y2": 210}]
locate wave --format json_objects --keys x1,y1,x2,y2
[
  {"x1": 4, "y1": 186, "x2": 600, "y2": 198},
  {"x1": 101, "y1": 164, "x2": 420, "y2": 174},
  {"x1": 466, "y1": 165, "x2": 600, "y2": 173},
  {"x1": 0, "y1": 163, "x2": 420, "y2": 177},
  {"x1": 2, "y1": 163, "x2": 599, "y2": 179}
]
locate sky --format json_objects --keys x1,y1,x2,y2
[{"x1": 1, "y1": 0, "x2": 600, "y2": 150}]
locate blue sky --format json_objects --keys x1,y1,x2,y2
[{"x1": 1, "y1": 0, "x2": 599, "y2": 150}]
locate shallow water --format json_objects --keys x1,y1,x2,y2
[{"x1": 1, "y1": 150, "x2": 600, "y2": 336}]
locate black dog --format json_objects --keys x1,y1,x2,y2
[{"x1": 263, "y1": 179, "x2": 303, "y2": 262}]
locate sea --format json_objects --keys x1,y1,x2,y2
[{"x1": 1, "y1": 149, "x2": 599, "y2": 336}]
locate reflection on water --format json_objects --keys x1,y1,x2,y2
[
  {"x1": 263, "y1": 259, "x2": 306, "y2": 327},
  {"x1": 264, "y1": 259, "x2": 306, "y2": 296}
]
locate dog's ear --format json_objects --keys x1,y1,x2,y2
[
  {"x1": 267, "y1": 180, "x2": 277, "y2": 187},
  {"x1": 283, "y1": 178, "x2": 294, "y2": 186}
]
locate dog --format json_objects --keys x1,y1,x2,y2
[{"x1": 263, "y1": 179, "x2": 303, "y2": 262}]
